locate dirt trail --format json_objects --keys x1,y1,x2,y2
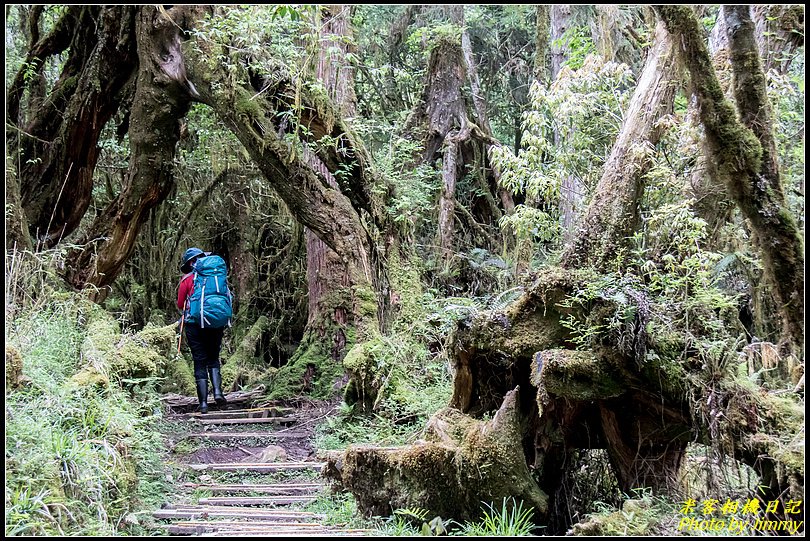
[{"x1": 152, "y1": 391, "x2": 370, "y2": 536}]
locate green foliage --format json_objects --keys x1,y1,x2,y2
[
  {"x1": 373, "y1": 133, "x2": 440, "y2": 241},
  {"x1": 554, "y1": 26, "x2": 596, "y2": 71},
  {"x1": 768, "y1": 65, "x2": 805, "y2": 231},
  {"x1": 5, "y1": 251, "x2": 172, "y2": 535},
  {"x1": 571, "y1": 491, "x2": 678, "y2": 536},
  {"x1": 305, "y1": 490, "x2": 372, "y2": 529},
  {"x1": 406, "y1": 23, "x2": 462, "y2": 56},
  {"x1": 490, "y1": 54, "x2": 634, "y2": 257},
  {"x1": 459, "y1": 498, "x2": 538, "y2": 536}
]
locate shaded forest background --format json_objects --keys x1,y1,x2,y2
[{"x1": 5, "y1": 4, "x2": 805, "y2": 536}]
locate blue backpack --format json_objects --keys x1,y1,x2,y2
[{"x1": 185, "y1": 255, "x2": 233, "y2": 328}]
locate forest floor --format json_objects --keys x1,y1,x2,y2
[{"x1": 149, "y1": 390, "x2": 371, "y2": 536}]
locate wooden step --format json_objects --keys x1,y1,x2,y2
[
  {"x1": 197, "y1": 528, "x2": 374, "y2": 536},
  {"x1": 196, "y1": 416, "x2": 297, "y2": 426},
  {"x1": 198, "y1": 495, "x2": 317, "y2": 506},
  {"x1": 182, "y1": 431, "x2": 310, "y2": 441},
  {"x1": 154, "y1": 506, "x2": 321, "y2": 521},
  {"x1": 168, "y1": 521, "x2": 372, "y2": 535},
  {"x1": 172, "y1": 407, "x2": 294, "y2": 421},
  {"x1": 165, "y1": 520, "x2": 327, "y2": 534},
  {"x1": 183, "y1": 482, "x2": 322, "y2": 494},
  {"x1": 188, "y1": 461, "x2": 325, "y2": 472}
]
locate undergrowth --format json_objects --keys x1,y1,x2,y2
[{"x1": 5, "y1": 250, "x2": 170, "y2": 535}]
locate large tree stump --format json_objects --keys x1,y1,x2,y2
[{"x1": 325, "y1": 388, "x2": 547, "y2": 521}]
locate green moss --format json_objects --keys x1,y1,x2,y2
[
  {"x1": 234, "y1": 86, "x2": 264, "y2": 121},
  {"x1": 534, "y1": 349, "x2": 625, "y2": 400},
  {"x1": 342, "y1": 335, "x2": 381, "y2": 409},
  {"x1": 269, "y1": 331, "x2": 350, "y2": 401},
  {"x1": 70, "y1": 368, "x2": 110, "y2": 389}
]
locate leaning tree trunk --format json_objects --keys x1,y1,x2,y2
[
  {"x1": 65, "y1": 6, "x2": 201, "y2": 295},
  {"x1": 183, "y1": 11, "x2": 385, "y2": 407},
  {"x1": 8, "y1": 6, "x2": 138, "y2": 248},
  {"x1": 561, "y1": 21, "x2": 680, "y2": 271},
  {"x1": 655, "y1": 5, "x2": 804, "y2": 348},
  {"x1": 684, "y1": 15, "x2": 734, "y2": 247}
]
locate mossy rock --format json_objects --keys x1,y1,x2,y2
[{"x1": 6, "y1": 345, "x2": 25, "y2": 389}]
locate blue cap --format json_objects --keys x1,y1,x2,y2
[{"x1": 180, "y1": 247, "x2": 205, "y2": 272}]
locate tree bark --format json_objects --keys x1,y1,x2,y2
[
  {"x1": 684, "y1": 15, "x2": 734, "y2": 246},
  {"x1": 561, "y1": 21, "x2": 680, "y2": 270},
  {"x1": 65, "y1": 6, "x2": 202, "y2": 293},
  {"x1": 751, "y1": 5, "x2": 804, "y2": 75},
  {"x1": 403, "y1": 32, "x2": 468, "y2": 267},
  {"x1": 655, "y1": 5, "x2": 804, "y2": 347},
  {"x1": 534, "y1": 6, "x2": 551, "y2": 82},
  {"x1": 303, "y1": 4, "x2": 359, "y2": 373},
  {"x1": 550, "y1": 4, "x2": 587, "y2": 244}
]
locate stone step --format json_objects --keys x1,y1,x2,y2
[
  {"x1": 198, "y1": 495, "x2": 317, "y2": 506},
  {"x1": 183, "y1": 482, "x2": 322, "y2": 494},
  {"x1": 188, "y1": 461, "x2": 325, "y2": 472}
]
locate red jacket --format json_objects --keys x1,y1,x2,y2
[{"x1": 177, "y1": 273, "x2": 195, "y2": 313}]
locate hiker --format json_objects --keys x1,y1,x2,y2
[{"x1": 177, "y1": 247, "x2": 232, "y2": 414}]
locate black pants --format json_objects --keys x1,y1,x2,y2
[{"x1": 185, "y1": 324, "x2": 224, "y2": 380}]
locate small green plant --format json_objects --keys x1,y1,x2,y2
[{"x1": 460, "y1": 497, "x2": 538, "y2": 536}]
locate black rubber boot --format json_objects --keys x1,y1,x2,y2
[
  {"x1": 195, "y1": 378, "x2": 209, "y2": 414},
  {"x1": 209, "y1": 367, "x2": 227, "y2": 407}
]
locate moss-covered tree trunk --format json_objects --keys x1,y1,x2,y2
[
  {"x1": 655, "y1": 5, "x2": 804, "y2": 348},
  {"x1": 7, "y1": 6, "x2": 138, "y2": 247},
  {"x1": 65, "y1": 6, "x2": 202, "y2": 295}
]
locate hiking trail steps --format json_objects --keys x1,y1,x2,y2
[{"x1": 152, "y1": 394, "x2": 370, "y2": 537}]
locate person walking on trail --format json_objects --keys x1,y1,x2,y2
[{"x1": 177, "y1": 247, "x2": 233, "y2": 414}]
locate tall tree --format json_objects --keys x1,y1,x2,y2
[
  {"x1": 300, "y1": 4, "x2": 361, "y2": 388},
  {"x1": 402, "y1": 5, "x2": 504, "y2": 267}
]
